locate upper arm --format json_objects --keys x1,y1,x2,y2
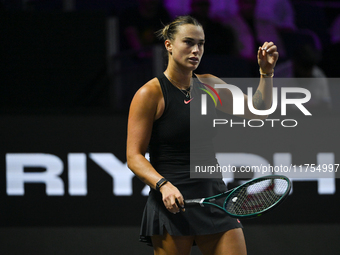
[
  {"x1": 196, "y1": 73, "x2": 235, "y2": 115},
  {"x1": 196, "y1": 74, "x2": 260, "y2": 119},
  {"x1": 126, "y1": 79, "x2": 162, "y2": 159}
]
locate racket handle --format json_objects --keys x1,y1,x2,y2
[{"x1": 184, "y1": 198, "x2": 205, "y2": 207}]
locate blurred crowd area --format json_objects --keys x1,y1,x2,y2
[{"x1": 1, "y1": 0, "x2": 340, "y2": 113}]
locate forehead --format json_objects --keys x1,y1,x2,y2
[{"x1": 175, "y1": 24, "x2": 205, "y2": 40}]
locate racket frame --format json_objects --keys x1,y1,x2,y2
[{"x1": 184, "y1": 175, "x2": 291, "y2": 219}]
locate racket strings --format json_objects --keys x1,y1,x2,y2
[{"x1": 225, "y1": 178, "x2": 289, "y2": 216}]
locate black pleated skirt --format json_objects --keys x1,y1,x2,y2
[{"x1": 139, "y1": 177, "x2": 243, "y2": 246}]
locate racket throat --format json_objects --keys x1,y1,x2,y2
[{"x1": 198, "y1": 198, "x2": 205, "y2": 207}]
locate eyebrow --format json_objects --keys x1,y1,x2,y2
[{"x1": 183, "y1": 37, "x2": 205, "y2": 42}]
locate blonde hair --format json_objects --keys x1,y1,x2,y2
[{"x1": 156, "y1": 15, "x2": 202, "y2": 42}]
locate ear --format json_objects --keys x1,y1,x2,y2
[{"x1": 165, "y1": 39, "x2": 172, "y2": 55}]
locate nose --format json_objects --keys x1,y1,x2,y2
[{"x1": 192, "y1": 44, "x2": 199, "y2": 54}]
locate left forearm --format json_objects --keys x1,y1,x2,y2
[
  {"x1": 253, "y1": 73, "x2": 273, "y2": 110},
  {"x1": 255, "y1": 41, "x2": 278, "y2": 111}
]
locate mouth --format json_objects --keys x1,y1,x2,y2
[{"x1": 188, "y1": 57, "x2": 199, "y2": 63}]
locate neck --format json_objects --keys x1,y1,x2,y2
[{"x1": 164, "y1": 67, "x2": 192, "y2": 90}]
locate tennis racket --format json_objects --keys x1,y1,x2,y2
[{"x1": 184, "y1": 175, "x2": 291, "y2": 219}]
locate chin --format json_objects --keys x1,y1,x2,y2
[
  {"x1": 187, "y1": 62, "x2": 200, "y2": 70},
  {"x1": 185, "y1": 65, "x2": 198, "y2": 72}
]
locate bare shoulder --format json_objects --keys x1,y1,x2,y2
[
  {"x1": 130, "y1": 77, "x2": 164, "y2": 120},
  {"x1": 135, "y1": 77, "x2": 162, "y2": 100},
  {"x1": 195, "y1": 73, "x2": 226, "y2": 88},
  {"x1": 195, "y1": 73, "x2": 216, "y2": 79}
]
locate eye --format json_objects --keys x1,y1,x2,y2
[{"x1": 184, "y1": 40, "x2": 194, "y2": 46}]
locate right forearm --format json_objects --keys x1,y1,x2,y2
[{"x1": 127, "y1": 154, "x2": 163, "y2": 190}]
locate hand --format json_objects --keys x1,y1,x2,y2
[
  {"x1": 160, "y1": 182, "x2": 185, "y2": 214},
  {"x1": 258, "y1": 41, "x2": 279, "y2": 74}
]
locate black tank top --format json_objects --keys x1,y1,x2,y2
[{"x1": 148, "y1": 73, "x2": 218, "y2": 179}]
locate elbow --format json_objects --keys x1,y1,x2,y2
[
  {"x1": 258, "y1": 114, "x2": 269, "y2": 120},
  {"x1": 126, "y1": 149, "x2": 134, "y2": 170},
  {"x1": 248, "y1": 113, "x2": 269, "y2": 120},
  {"x1": 126, "y1": 152, "x2": 145, "y2": 173},
  {"x1": 126, "y1": 153, "x2": 135, "y2": 171}
]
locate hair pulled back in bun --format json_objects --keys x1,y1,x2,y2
[{"x1": 156, "y1": 15, "x2": 202, "y2": 42}]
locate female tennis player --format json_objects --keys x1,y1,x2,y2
[{"x1": 126, "y1": 15, "x2": 278, "y2": 255}]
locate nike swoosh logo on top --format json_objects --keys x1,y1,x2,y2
[{"x1": 184, "y1": 98, "x2": 194, "y2": 104}]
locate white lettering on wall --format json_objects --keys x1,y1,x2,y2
[{"x1": 5, "y1": 152, "x2": 336, "y2": 196}]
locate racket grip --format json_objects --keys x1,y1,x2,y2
[{"x1": 184, "y1": 198, "x2": 205, "y2": 207}]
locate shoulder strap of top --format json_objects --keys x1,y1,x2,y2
[{"x1": 157, "y1": 73, "x2": 169, "y2": 114}]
